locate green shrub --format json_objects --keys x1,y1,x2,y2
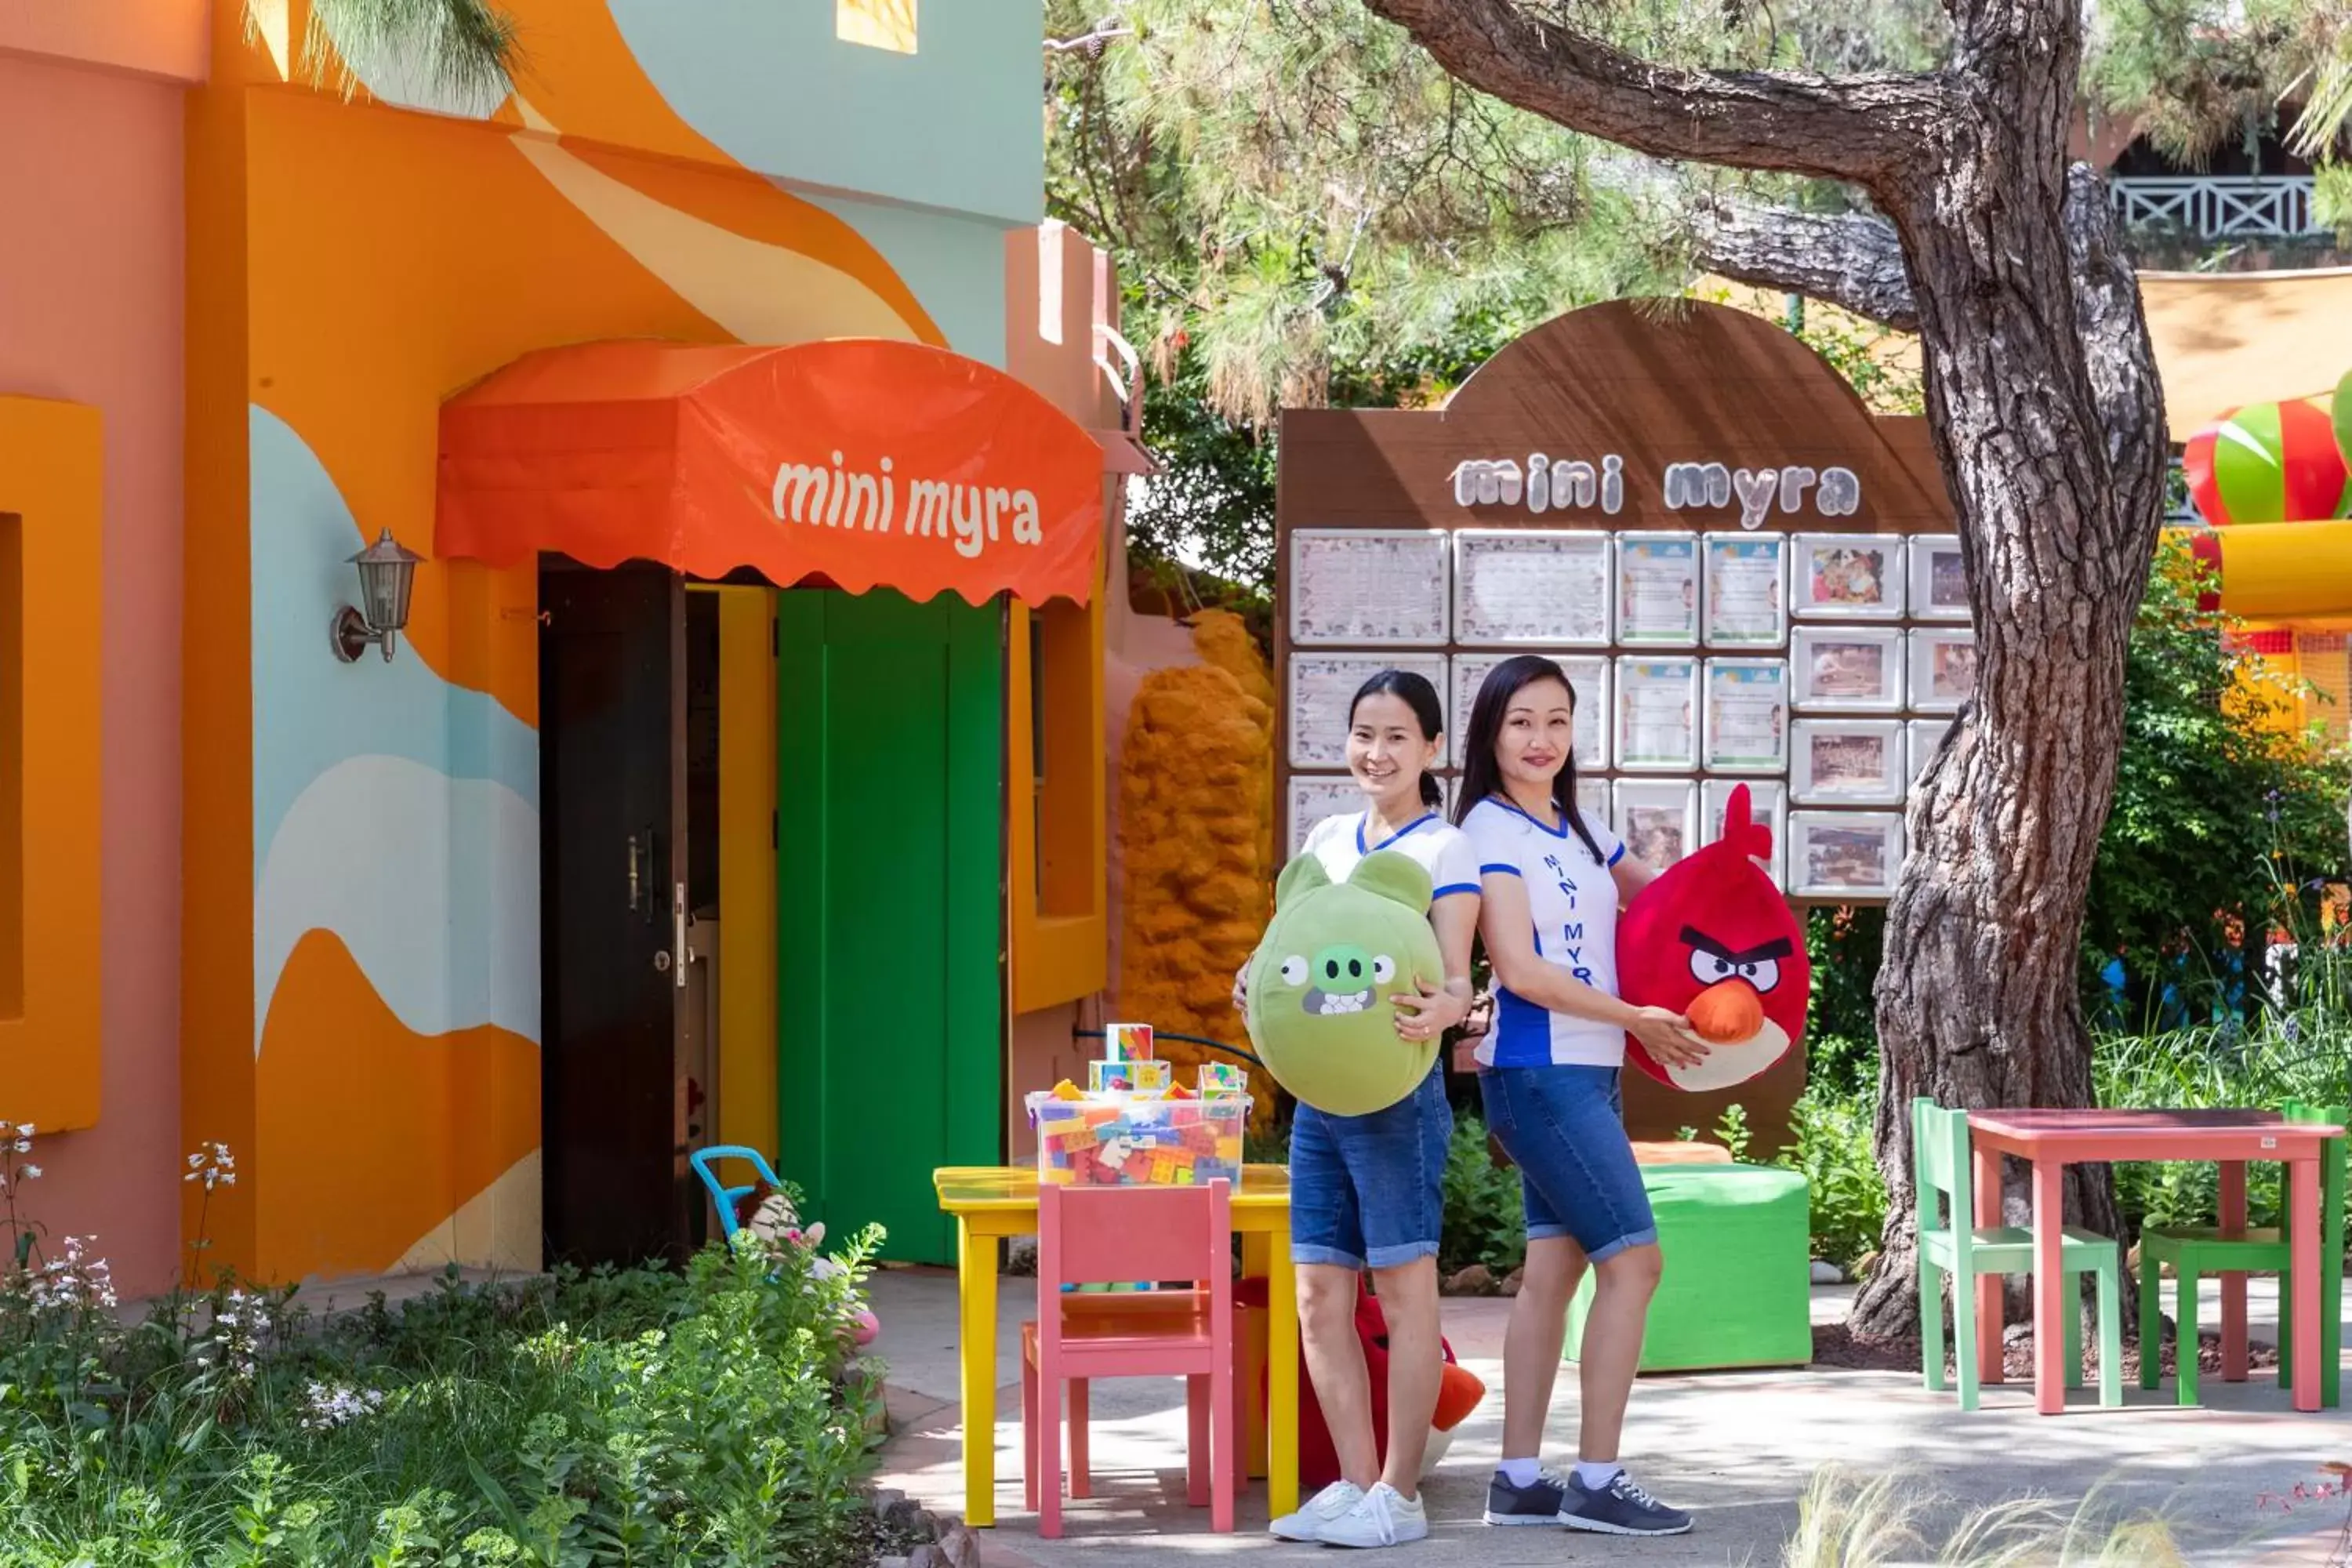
[
  {"x1": 0, "y1": 1128, "x2": 890, "y2": 1568},
  {"x1": 1439, "y1": 1116, "x2": 1525, "y2": 1276},
  {"x1": 2089, "y1": 541, "x2": 2347, "y2": 1023},
  {"x1": 1677, "y1": 1094, "x2": 1888, "y2": 1271},
  {"x1": 1773, "y1": 1089, "x2": 1889, "y2": 1271},
  {"x1": 2096, "y1": 986, "x2": 2352, "y2": 1236}
]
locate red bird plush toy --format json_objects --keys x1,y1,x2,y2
[{"x1": 1616, "y1": 783, "x2": 1810, "y2": 1091}]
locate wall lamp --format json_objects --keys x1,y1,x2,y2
[{"x1": 332, "y1": 529, "x2": 424, "y2": 663}]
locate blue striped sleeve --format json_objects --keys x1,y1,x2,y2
[
  {"x1": 1432, "y1": 883, "x2": 1480, "y2": 900},
  {"x1": 1479, "y1": 863, "x2": 1523, "y2": 877},
  {"x1": 1606, "y1": 844, "x2": 1625, "y2": 866}
]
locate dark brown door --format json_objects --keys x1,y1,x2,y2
[{"x1": 539, "y1": 561, "x2": 689, "y2": 1269}]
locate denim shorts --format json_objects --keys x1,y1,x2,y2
[
  {"x1": 1288, "y1": 1067, "x2": 1452, "y2": 1271},
  {"x1": 1479, "y1": 1065, "x2": 1657, "y2": 1263}
]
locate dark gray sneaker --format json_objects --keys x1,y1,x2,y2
[
  {"x1": 1482, "y1": 1469, "x2": 1568, "y2": 1526},
  {"x1": 1560, "y1": 1472, "x2": 1692, "y2": 1537}
]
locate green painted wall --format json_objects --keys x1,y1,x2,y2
[{"x1": 775, "y1": 587, "x2": 1003, "y2": 1263}]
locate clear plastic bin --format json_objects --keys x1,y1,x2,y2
[{"x1": 1026, "y1": 1091, "x2": 1250, "y2": 1189}]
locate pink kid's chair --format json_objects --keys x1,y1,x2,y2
[{"x1": 1022, "y1": 1179, "x2": 1237, "y2": 1537}]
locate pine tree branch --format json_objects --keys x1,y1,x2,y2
[
  {"x1": 1690, "y1": 202, "x2": 1920, "y2": 332},
  {"x1": 1356, "y1": 0, "x2": 1944, "y2": 189},
  {"x1": 1691, "y1": 170, "x2": 2163, "y2": 555}
]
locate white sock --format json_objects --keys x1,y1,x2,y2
[
  {"x1": 1574, "y1": 1461, "x2": 1622, "y2": 1490},
  {"x1": 1497, "y1": 1457, "x2": 1541, "y2": 1488}
]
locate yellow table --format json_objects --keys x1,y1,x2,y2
[{"x1": 931, "y1": 1165, "x2": 1298, "y2": 1527}]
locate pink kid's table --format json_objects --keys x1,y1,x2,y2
[{"x1": 1964, "y1": 1108, "x2": 2343, "y2": 1414}]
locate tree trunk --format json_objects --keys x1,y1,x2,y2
[
  {"x1": 1698, "y1": 165, "x2": 2168, "y2": 1332},
  {"x1": 1846, "y1": 138, "x2": 2167, "y2": 1338},
  {"x1": 1350, "y1": 0, "x2": 2169, "y2": 1339}
]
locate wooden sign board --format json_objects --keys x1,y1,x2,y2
[{"x1": 1274, "y1": 299, "x2": 1961, "y2": 1151}]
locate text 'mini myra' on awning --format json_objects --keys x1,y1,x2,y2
[{"x1": 435, "y1": 338, "x2": 1106, "y2": 606}]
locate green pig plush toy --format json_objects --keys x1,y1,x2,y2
[{"x1": 1244, "y1": 849, "x2": 1443, "y2": 1117}]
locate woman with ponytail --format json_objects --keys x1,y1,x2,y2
[
  {"x1": 1453, "y1": 656, "x2": 1705, "y2": 1538},
  {"x1": 1243, "y1": 669, "x2": 1476, "y2": 1549}
]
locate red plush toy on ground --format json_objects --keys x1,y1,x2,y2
[
  {"x1": 1235, "y1": 1277, "x2": 1486, "y2": 1488},
  {"x1": 1616, "y1": 782, "x2": 1810, "y2": 1091}
]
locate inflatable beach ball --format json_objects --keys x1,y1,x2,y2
[
  {"x1": 2336, "y1": 368, "x2": 2352, "y2": 475},
  {"x1": 2183, "y1": 399, "x2": 2351, "y2": 525}
]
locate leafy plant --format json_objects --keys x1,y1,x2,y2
[
  {"x1": 1675, "y1": 1094, "x2": 1882, "y2": 1269},
  {"x1": 1439, "y1": 1116, "x2": 1526, "y2": 1276},
  {"x1": 2087, "y1": 539, "x2": 2347, "y2": 1024},
  {"x1": 1803, "y1": 907, "x2": 1887, "y2": 1098},
  {"x1": 0, "y1": 1143, "x2": 892, "y2": 1566},
  {"x1": 1773, "y1": 1089, "x2": 1890, "y2": 1271}
]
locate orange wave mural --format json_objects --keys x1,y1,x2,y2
[
  {"x1": 246, "y1": 93, "x2": 938, "y2": 726},
  {"x1": 256, "y1": 930, "x2": 539, "y2": 1279}
]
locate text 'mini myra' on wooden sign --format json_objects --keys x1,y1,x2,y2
[{"x1": 1450, "y1": 453, "x2": 1864, "y2": 528}]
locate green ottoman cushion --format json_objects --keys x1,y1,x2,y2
[{"x1": 1565, "y1": 1162, "x2": 1812, "y2": 1372}]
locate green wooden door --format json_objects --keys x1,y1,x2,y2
[{"x1": 775, "y1": 588, "x2": 1002, "y2": 1263}]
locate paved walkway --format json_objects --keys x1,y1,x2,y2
[{"x1": 868, "y1": 1266, "x2": 2352, "y2": 1565}]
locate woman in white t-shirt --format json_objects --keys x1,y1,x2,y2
[
  {"x1": 1453, "y1": 655, "x2": 1708, "y2": 1540},
  {"x1": 1242, "y1": 670, "x2": 1477, "y2": 1550}
]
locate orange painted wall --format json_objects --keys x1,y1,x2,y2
[
  {"x1": 0, "y1": 0, "x2": 209, "y2": 85},
  {"x1": 0, "y1": 49, "x2": 187, "y2": 1297},
  {"x1": 183, "y1": 0, "x2": 967, "y2": 1282}
]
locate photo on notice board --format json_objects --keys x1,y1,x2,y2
[
  {"x1": 1790, "y1": 718, "x2": 1907, "y2": 805},
  {"x1": 1910, "y1": 534, "x2": 1970, "y2": 622},
  {"x1": 1704, "y1": 533, "x2": 1788, "y2": 648},
  {"x1": 1907, "y1": 718, "x2": 1952, "y2": 788},
  {"x1": 1288, "y1": 653, "x2": 1450, "y2": 770},
  {"x1": 1454, "y1": 654, "x2": 1609, "y2": 771},
  {"x1": 1791, "y1": 625, "x2": 1905, "y2": 713},
  {"x1": 1289, "y1": 529, "x2": 1453, "y2": 646},
  {"x1": 1613, "y1": 779, "x2": 1698, "y2": 873},
  {"x1": 1613, "y1": 658, "x2": 1700, "y2": 771},
  {"x1": 1575, "y1": 776, "x2": 1611, "y2": 826},
  {"x1": 1616, "y1": 533, "x2": 1701, "y2": 646},
  {"x1": 1790, "y1": 811, "x2": 1905, "y2": 899},
  {"x1": 1908, "y1": 629, "x2": 1979, "y2": 715},
  {"x1": 1453, "y1": 531, "x2": 1613, "y2": 647},
  {"x1": 1287, "y1": 774, "x2": 1367, "y2": 855},
  {"x1": 1791, "y1": 533, "x2": 1907, "y2": 619},
  {"x1": 1702, "y1": 659, "x2": 1791, "y2": 772},
  {"x1": 1704, "y1": 778, "x2": 1788, "y2": 887}
]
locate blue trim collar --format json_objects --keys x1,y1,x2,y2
[{"x1": 1357, "y1": 811, "x2": 1439, "y2": 855}]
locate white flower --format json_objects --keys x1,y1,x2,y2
[
  {"x1": 219, "y1": 1172, "x2": 237, "y2": 1186},
  {"x1": 20, "y1": 1165, "x2": 40, "y2": 1180},
  {"x1": 11, "y1": 1140, "x2": 27, "y2": 1154},
  {"x1": 299, "y1": 1380, "x2": 386, "y2": 1430},
  {"x1": 17, "y1": 1124, "x2": 34, "y2": 1137}
]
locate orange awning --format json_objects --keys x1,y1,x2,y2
[{"x1": 437, "y1": 338, "x2": 1105, "y2": 605}]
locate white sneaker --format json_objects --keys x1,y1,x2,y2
[
  {"x1": 1270, "y1": 1480, "x2": 1365, "y2": 1543},
  {"x1": 1320, "y1": 1483, "x2": 1429, "y2": 1549}
]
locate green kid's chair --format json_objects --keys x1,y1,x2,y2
[
  {"x1": 1911, "y1": 1098, "x2": 2123, "y2": 1410},
  {"x1": 2136, "y1": 1100, "x2": 2347, "y2": 1408}
]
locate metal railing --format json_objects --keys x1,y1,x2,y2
[{"x1": 2110, "y1": 175, "x2": 2325, "y2": 240}]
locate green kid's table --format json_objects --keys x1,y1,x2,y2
[{"x1": 1566, "y1": 1162, "x2": 1812, "y2": 1372}]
